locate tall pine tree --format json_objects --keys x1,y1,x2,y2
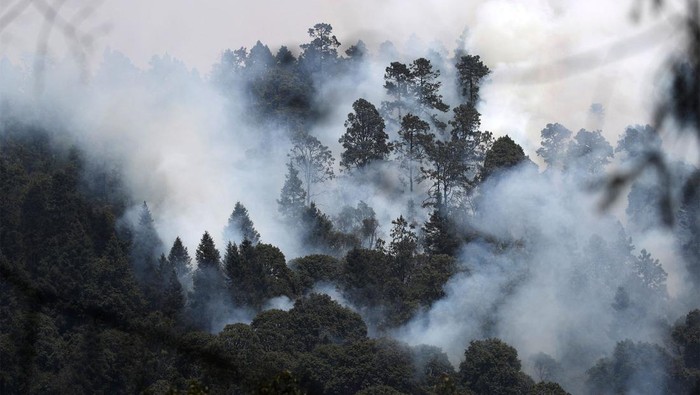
[
  {"x1": 339, "y1": 98, "x2": 391, "y2": 170},
  {"x1": 224, "y1": 202, "x2": 261, "y2": 244}
]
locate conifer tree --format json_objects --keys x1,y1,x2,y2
[
  {"x1": 289, "y1": 132, "x2": 334, "y2": 205},
  {"x1": 158, "y1": 253, "x2": 184, "y2": 317},
  {"x1": 339, "y1": 98, "x2": 391, "y2": 170},
  {"x1": 132, "y1": 202, "x2": 164, "y2": 310},
  {"x1": 422, "y1": 206, "x2": 461, "y2": 256},
  {"x1": 222, "y1": 241, "x2": 247, "y2": 304},
  {"x1": 395, "y1": 114, "x2": 434, "y2": 193},
  {"x1": 455, "y1": 55, "x2": 490, "y2": 105},
  {"x1": 278, "y1": 162, "x2": 307, "y2": 219},
  {"x1": 188, "y1": 231, "x2": 226, "y2": 331},
  {"x1": 409, "y1": 57, "x2": 449, "y2": 129},
  {"x1": 224, "y1": 202, "x2": 261, "y2": 244},
  {"x1": 537, "y1": 123, "x2": 572, "y2": 169},
  {"x1": 382, "y1": 61, "x2": 412, "y2": 130},
  {"x1": 195, "y1": 231, "x2": 221, "y2": 269},
  {"x1": 132, "y1": 201, "x2": 163, "y2": 272},
  {"x1": 167, "y1": 236, "x2": 192, "y2": 281},
  {"x1": 389, "y1": 216, "x2": 418, "y2": 258}
]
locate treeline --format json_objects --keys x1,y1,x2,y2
[{"x1": 1, "y1": 21, "x2": 699, "y2": 394}]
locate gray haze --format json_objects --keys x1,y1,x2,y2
[{"x1": 0, "y1": 1, "x2": 694, "y2": 393}]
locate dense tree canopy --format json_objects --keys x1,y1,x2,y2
[
  {"x1": 340, "y1": 98, "x2": 391, "y2": 170},
  {"x1": 1, "y1": 17, "x2": 699, "y2": 395}
]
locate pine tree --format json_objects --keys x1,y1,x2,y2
[
  {"x1": 421, "y1": 140, "x2": 468, "y2": 208},
  {"x1": 395, "y1": 114, "x2": 434, "y2": 193},
  {"x1": 299, "y1": 22, "x2": 341, "y2": 81},
  {"x1": 423, "y1": 206, "x2": 461, "y2": 256},
  {"x1": 167, "y1": 236, "x2": 192, "y2": 281},
  {"x1": 289, "y1": 132, "x2": 334, "y2": 205},
  {"x1": 132, "y1": 201, "x2": 164, "y2": 310},
  {"x1": 389, "y1": 216, "x2": 418, "y2": 258},
  {"x1": 449, "y1": 104, "x2": 493, "y2": 193},
  {"x1": 382, "y1": 61, "x2": 412, "y2": 131},
  {"x1": 278, "y1": 162, "x2": 307, "y2": 219},
  {"x1": 536, "y1": 123, "x2": 572, "y2": 169},
  {"x1": 222, "y1": 241, "x2": 245, "y2": 303},
  {"x1": 566, "y1": 129, "x2": 614, "y2": 176},
  {"x1": 224, "y1": 202, "x2": 261, "y2": 244},
  {"x1": 158, "y1": 253, "x2": 184, "y2": 317},
  {"x1": 455, "y1": 55, "x2": 490, "y2": 105},
  {"x1": 188, "y1": 231, "x2": 226, "y2": 331},
  {"x1": 482, "y1": 135, "x2": 527, "y2": 181},
  {"x1": 195, "y1": 231, "x2": 220, "y2": 269},
  {"x1": 339, "y1": 98, "x2": 391, "y2": 170},
  {"x1": 132, "y1": 201, "x2": 163, "y2": 273},
  {"x1": 409, "y1": 57, "x2": 449, "y2": 129}
]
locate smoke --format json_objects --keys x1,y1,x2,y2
[
  {"x1": 0, "y1": 2, "x2": 694, "y2": 392},
  {"x1": 392, "y1": 163, "x2": 688, "y2": 392}
]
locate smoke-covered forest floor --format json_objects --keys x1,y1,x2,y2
[{"x1": 1, "y1": 1, "x2": 700, "y2": 394}]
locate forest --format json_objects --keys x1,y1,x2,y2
[{"x1": 1, "y1": 3, "x2": 700, "y2": 395}]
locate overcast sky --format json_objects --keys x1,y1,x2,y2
[
  {"x1": 0, "y1": 0, "x2": 685, "y2": 153},
  {"x1": 0, "y1": 0, "x2": 675, "y2": 70}
]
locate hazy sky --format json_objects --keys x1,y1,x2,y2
[
  {"x1": 0, "y1": 0, "x2": 675, "y2": 70},
  {"x1": 0, "y1": 0, "x2": 684, "y2": 153}
]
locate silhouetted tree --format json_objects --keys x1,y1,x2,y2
[
  {"x1": 409, "y1": 57, "x2": 449, "y2": 129},
  {"x1": 289, "y1": 132, "x2": 334, "y2": 205},
  {"x1": 395, "y1": 114, "x2": 434, "y2": 193},
  {"x1": 167, "y1": 236, "x2": 192, "y2": 285},
  {"x1": 278, "y1": 162, "x2": 307, "y2": 219},
  {"x1": 382, "y1": 61, "x2": 412, "y2": 130},
  {"x1": 566, "y1": 129, "x2": 613, "y2": 176},
  {"x1": 340, "y1": 98, "x2": 391, "y2": 170},
  {"x1": 459, "y1": 338, "x2": 534, "y2": 394},
  {"x1": 299, "y1": 22, "x2": 341, "y2": 80},
  {"x1": 224, "y1": 202, "x2": 261, "y2": 244},
  {"x1": 537, "y1": 123, "x2": 572, "y2": 169},
  {"x1": 482, "y1": 135, "x2": 527, "y2": 181},
  {"x1": 188, "y1": 231, "x2": 227, "y2": 331},
  {"x1": 456, "y1": 54, "x2": 490, "y2": 105}
]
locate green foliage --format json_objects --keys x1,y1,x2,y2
[
  {"x1": 421, "y1": 138, "x2": 469, "y2": 208},
  {"x1": 566, "y1": 129, "x2": 614, "y2": 176},
  {"x1": 409, "y1": 57, "x2": 450, "y2": 126},
  {"x1": 670, "y1": 309, "x2": 700, "y2": 392},
  {"x1": 168, "y1": 237, "x2": 193, "y2": 291},
  {"x1": 278, "y1": 162, "x2": 307, "y2": 220},
  {"x1": 456, "y1": 54, "x2": 490, "y2": 105},
  {"x1": 195, "y1": 232, "x2": 220, "y2": 269},
  {"x1": 188, "y1": 232, "x2": 227, "y2": 331},
  {"x1": 289, "y1": 132, "x2": 335, "y2": 205},
  {"x1": 341, "y1": 247, "x2": 456, "y2": 329},
  {"x1": 298, "y1": 338, "x2": 415, "y2": 394},
  {"x1": 290, "y1": 254, "x2": 340, "y2": 292},
  {"x1": 300, "y1": 203, "x2": 360, "y2": 256},
  {"x1": 529, "y1": 381, "x2": 570, "y2": 395},
  {"x1": 482, "y1": 135, "x2": 527, "y2": 181},
  {"x1": 382, "y1": 61, "x2": 412, "y2": 131},
  {"x1": 458, "y1": 338, "x2": 534, "y2": 395},
  {"x1": 334, "y1": 201, "x2": 379, "y2": 249},
  {"x1": 422, "y1": 207, "x2": 462, "y2": 256},
  {"x1": 586, "y1": 340, "x2": 674, "y2": 395},
  {"x1": 226, "y1": 242, "x2": 297, "y2": 309},
  {"x1": 299, "y1": 22, "x2": 341, "y2": 78},
  {"x1": 536, "y1": 123, "x2": 572, "y2": 169},
  {"x1": 389, "y1": 216, "x2": 418, "y2": 258},
  {"x1": 224, "y1": 201, "x2": 261, "y2": 244},
  {"x1": 395, "y1": 114, "x2": 434, "y2": 193},
  {"x1": 252, "y1": 293, "x2": 367, "y2": 355},
  {"x1": 340, "y1": 98, "x2": 391, "y2": 170},
  {"x1": 615, "y1": 124, "x2": 661, "y2": 161}
]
